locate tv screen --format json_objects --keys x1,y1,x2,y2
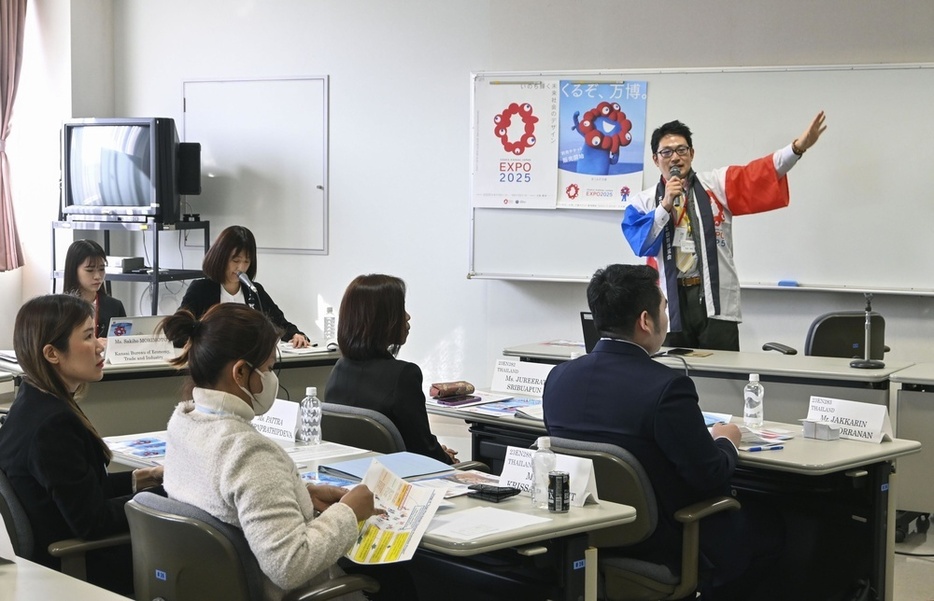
[
  {"x1": 60, "y1": 117, "x2": 196, "y2": 224},
  {"x1": 67, "y1": 124, "x2": 155, "y2": 208}
]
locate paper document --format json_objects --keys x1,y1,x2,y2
[
  {"x1": 346, "y1": 460, "x2": 444, "y2": 564},
  {"x1": 282, "y1": 441, "x2": 366, "y2": 467},
  {"x1": 428, "y1": 506, "x2": 550, "y2": 542},
  {"x1": 104, "y1": 432, "x2": 167, "y2": 467},
  {"x1": 465, "y1": 397, "x2": 541, "y2": 418},
  {"x1": 416, "y1": 470, "x2": 502, "y2": 498},
  {"x1": 278, "y1": 342, "x2": 333, "y2": 355},
  {"x1": 514, "y1": 404, "x2": 544, "y2": 421}
]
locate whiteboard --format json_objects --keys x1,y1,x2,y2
[
  {"x1": 469, "y1": 65, "x2": 934, "y2": 293},
  {"x1": 182, "y1": 77, "x2": 329, "y2": 254}
]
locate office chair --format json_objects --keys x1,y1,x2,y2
[
  {"x1": 0, "y1": 468, "x2": 130, "y2": 580},
  {"x1": 125, "y1": 492, "x2": 380, "y2": 601},
  {"x1": 321, "y1": 402, "x2": 489, "y2": 471},
  {"x1": 762, "y1": 311, "x2": 888, "y2": 359},
  {"x1": 549, "y1": 437, "x2": 740, "y2": 601}
]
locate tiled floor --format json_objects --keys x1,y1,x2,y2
[{"x1": 895, "y1": 523, "x2": 934, "y2": 601}]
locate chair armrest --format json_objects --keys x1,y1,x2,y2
[
  {"x1": 673, "y1": 496, "x2": 741, "y2": 523},
  {"x1": 761, "y1": 342, "x2": 797, "y2": 355},
  {"x1": 285, "y1": 574, "x2": 380, "y2": 601},
  {"x1": 668, "y1": 496, "x2": 742, "y2": 599},
  {"x1": 48, "y1": 532, "x2": 131, "y2": 580},
  {"x1": 452, "y1": 460, "x2": 490, "y2": 473}
]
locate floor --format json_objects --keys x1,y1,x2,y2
[{"x1": 431, "y1": 415, "x2": 934, "y2": 600}]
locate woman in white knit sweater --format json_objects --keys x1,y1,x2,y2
[{"x1": 158, "y1": 303, "x2": 375, "y2": 601}]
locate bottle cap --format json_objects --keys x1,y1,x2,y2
[
  {"x1": 305, "y1": 386, "x2": 317, "y2": 396},
  {"x1": 325, "y1": 306, "x2": 333, "y2": 314},
  {"x1": 749, "y1": 373, "x2": 759, "y2": 382},
  {"x1": 536, "y1": 436, "x2": 551, "y2": 449}
]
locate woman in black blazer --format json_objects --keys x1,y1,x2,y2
[
  {"x1": 325, "y1": 274, "x2": 459, "y2": 464},
  {"x1": 180, "y1": 225, "x2": 310, "y2": 347},
  {"x1": 0, "y1": 295, "x2": 164, "y2": 595},
  {"x1": 62, "y1": 239, "x2": 127, "y2": 341}
]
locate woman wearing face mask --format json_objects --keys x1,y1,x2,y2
[
  {"x1": 181, "y1": 225, "x2": 310, "y2": 348},
  {"x1": 0, "y1": 295, "x2": 163, "y2": 595},
  {"x1": 158, "y1": 303, "x2": 376, "y2": 601},
  {"x1": 62, "y1": 239, "x2": 127, "y2": 342}
]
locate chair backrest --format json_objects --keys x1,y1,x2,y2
[
  {"x1": 320, "y1": 402, "x2": 405, "y2": 454},
  {"x1": 805, "y1": 311, "x2": 886, "y2": 360},
  {"x1": 125, "y1": 492, "x2": 265, "y2": 601},
  {"x1": 0, "y1": 468, "x2": 34, "y2": 558},
  {"x1": 548, "y1": 437, "x2": 657, "y2": 548}
]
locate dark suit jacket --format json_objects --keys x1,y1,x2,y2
[
  {"x1": 180, "y1": 278, "x2": 305, "y2": 342},
  {"x1": 0, "y1": 381, "x2": 133, "y2": 570},
  {"x1": 542, "y1": 338, "x2": 738, "y2": 570},
  {"x1": 325, "y1": 356, "x2": 454, "y2": 464},
  {"x1": 95, "y1": 293, "x2": 127, "y2": 339}
]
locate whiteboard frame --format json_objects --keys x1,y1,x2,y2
[
  {"x1": 182, "y1": 76, "x2": 330, "y2": 255},
  {"x1": 468, "y1": 63, "x2": 934, "y2": 296}
]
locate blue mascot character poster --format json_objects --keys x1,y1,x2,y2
[{"x1": 557, "y1": 81, "x2": 647, "y2": 209}]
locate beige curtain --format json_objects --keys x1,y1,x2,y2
[{"x1": 0, "y1": 0, "x2": 27, "y2": 271}]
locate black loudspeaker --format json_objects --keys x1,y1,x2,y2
[{"x1": 177, "y1": 142, "x2": 202, "y2": 195}]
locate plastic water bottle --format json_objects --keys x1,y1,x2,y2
[
  {"x1": 298, "y1": 386, "x2": 322, "y2": 445},
  {"x1": 743, "y1": 373, "x2": 764, "y2": 427},
  {"x1": 323, "y1": 306, "x2": 336, "y2": 342},
  {"x1": 531, "y1": 436, "x2": 556, "y2": 510}
]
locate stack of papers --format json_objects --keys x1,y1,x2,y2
[
  {"x1": 738, "y1": 426, "x2": 795, "y2": 451},
  {"x1": 104, "y1": 432, "x2": 167, "y2": 466},
  {"x1": 465, "y1": 397, "x2": 541, "y2": 418}
]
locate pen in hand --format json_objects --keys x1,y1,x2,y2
[{"x1": 746, "y1": 445, "x2": 784, "y2": 452}]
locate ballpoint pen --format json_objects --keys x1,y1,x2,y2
[{"x1": 747, "y1": 445, "x2": 784, "y2": 452}]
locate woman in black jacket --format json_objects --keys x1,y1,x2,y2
[
  {"x1": 0, "y1": 295, "x2": 163, "y2": 594},
  {"x1": 325, "y1": 274, "x2": 459, "y2": 464},
  {"x1": 181, "y1": 225, "x2": 310, "y2": 347},
  {"x1": 62, "y1": 239, "x2": 126, "y2": 341}
]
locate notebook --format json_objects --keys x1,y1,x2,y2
[
  {"x1": 581, "y1": 311, "x2": 599, "y2": 353},
  {"x1": 319, "y1": 452, "x2": 455, "y2": 481}
]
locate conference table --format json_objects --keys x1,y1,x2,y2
[
  {"x1": 427, "y1": 399, "x2": 920, "y2": 601},
  {"x1": 504, "y1": 342, "x2": 911, "y2": 424},
  {"x1": 0, "y1": 350, "x2": 340, "y2": 437},
  {"x1": 108, "y1": 433, "x2": 636, "y2": 601},
  {"x1": 0, "y1": 555, "x2": 129, "y2": 601}
]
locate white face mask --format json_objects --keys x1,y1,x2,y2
[{"x1": 239, "y1": 366, "x2": 279, "y2": 416}]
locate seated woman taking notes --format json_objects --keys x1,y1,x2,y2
[
  {"x1": 325, "y1": 274, "x2": 459, "y2": 465},
  {"x1": 181, "y1": 225, "x2": 310, "y2": 348},
  {"x1": 0, "y1": 295, "x2": 164, "y2": 595},
  {"x1": 159, "y1": 304, "x2": 376, "y2": 601}
]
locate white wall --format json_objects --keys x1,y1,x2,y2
[{"x1": 6, "y1": 0, "x2": 934, "y2": 377}]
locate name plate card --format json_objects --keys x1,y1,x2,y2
[
  {"x1": 106, "y1": 334, "x2": 177, "y2": 365},
  {"x1": 499, "y1": 445, "x2": 599, "y2": 507},
  {"x1": 489, "y1": 357, "x2": 554, "y2": 398},
  {"x1": 252, "y1": 399, "x2": 301, "y2": 442},
  {"x1": 806, "y1": 396, "x2": 893, "y2": 444}
]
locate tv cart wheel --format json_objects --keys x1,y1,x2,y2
[{"x1": 918, "y1": 513, "x2": 930, "y2": 535}]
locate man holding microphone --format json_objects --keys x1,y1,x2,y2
[{"x1": 621, "y1": 112, "x2": 826, "y2": 350}]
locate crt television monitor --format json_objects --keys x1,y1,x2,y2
[{"x1": 61, "y1": 117, "x2": 189, "y2": 224}]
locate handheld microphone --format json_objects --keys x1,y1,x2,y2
[
  {"x1": 236, "y1": 271, "x2": 258, "y2": 294},
  {"x1": 668, "y1": 166, "x2": 683, "y2": 208}
]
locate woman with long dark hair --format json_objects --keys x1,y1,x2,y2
[
  {"x1": 325, "y1": 274, "x2": 459, "y2": 464},
  {"x1": 62, "y1": 239, "x2": 127, "y2": 341},
  {"x1": 0, "y1": 295, "x2": 163, "y2": 594}
]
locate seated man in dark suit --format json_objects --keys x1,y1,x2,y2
[{"x1": 542, "y1": 264, "x2": 780, "y2": 600}]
